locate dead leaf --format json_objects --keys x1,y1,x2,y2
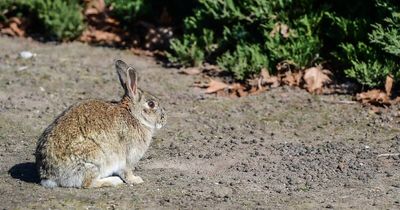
[
  {"x1": 79, "y1": 28, "x2": 121, "y2": 44},
  {"x1": 303, "y1": 67, "x2": 332, "y2": 94},
  {"x1": 230, "y1": 83, "x2": 247, "y2": 97},
  {"x1": 269, "y1": 23, "x2": 290, "y2": 38},
  {"x1": 258, "y1": 68, "x2": 269, "y2": 88},
  {"x1": 206, "y1": 79, "x2": 229, "y2": 94},
  {"x1": 356, "y1": 89, "x2": 391, "y2": 105},
  {"x1": 269, "y1": 23, "x2": 279, "y2": 37},
  {"x1": 280, "y1": 23, "x2": 290, "y2": 38},
  {"x1": 9, "y1": 22, "x2": 24, "y2": 36},
  {"x1": 385, "y1": 75, "x2": 393, "y2": 96},
  {"x1": 10, "y1": 17, "x2": 22, "y2": 25},
  {"x1": 104, "y1": 17, "x2": 120, "y2": 25},
  {"x1": 276, "y1": 60, "x2": 296, "y2": 72},
  {"x1": 130, "y1": 48, "x2": 154, "y2": 56},
  {"x1": 266, "y1": 76, "x2": 280, "y2": 87},
  {"x1": 282, "y1": 70, "x2": 303, "y2": 86},
  {"x1": 276, "y1": 61, "x2": 301, "y2": 86},
  {"x1": 84, "y1": 0, "x2": 106, "y2": 15},
  {"x1": 179, "y1": 67, "x2": 201, "y2": 75},
  {"x1": 260, "y1": 68, "x2": 270, "y2": 80},
  {"x1": 259, "y1": 68, "x2": 280, "y2": 88},
  {"x1": 249, "y1": 86, "x2": 267, "y2": 95},
  {"x1": 2, "y1": 17, "x2": 26, "y2": 37},
  {"x1": 85, "y1": 8, "x2": 100, "y2": 15}
]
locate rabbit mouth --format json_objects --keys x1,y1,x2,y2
[{"x1": 156, "y1": 123, "x2": 163, "y2": 129}]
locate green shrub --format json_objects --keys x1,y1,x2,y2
[
  {"x1": 168, "y1": 0, "x2": 400, "y2": 87},
  {"x1": 369, "y1": 3, "x2": 400, "y2": 57},
  {"x1": 0, "y1": 0, "x2": 84, "y2": 40},
  {"x1": 341, "y1": 42, "x2": 393, "y2": 87},
  {"x1": 265, "y1": 14, "x2": 322, "y2": 70},
  {"x1": 328, "y1": 0, "x2": 400, "y2": 87},
  {"x1": 106, "y1": 0, "x2": 146, "y2": 24},
  {"x1": 168, "y1": 0, "x2": 322, "y2": 80},
  {"x1": 34, "y1": 0, "x2": 84, "y2": 40},
  {"x1": 166, "y1": 34, "x2": 204, "y2": 67},
  {"x1": 0, "y1": 0, "x2": 35, "y2": 22},
  {"x1": 218, "y1": 44, "x2": 268, "y2": 80},
  {"x1": 0, "y1": 0, "x2": 11, "y2": 21}
]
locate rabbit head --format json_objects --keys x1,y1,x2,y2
[{"x1": 115, "y1": 60, "x2": 166, "y2": 130}]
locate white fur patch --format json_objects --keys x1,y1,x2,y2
[
  {"x1": 99, "y1": 176, "x2": 124, "y2": 186},
  {"x1": 137, "y1": 116, "x2": 155, "y2": 130},
  {"x1": 156, "y1": 123, "x2": 163, "y2": 129},
  {"x1": 100, "y1": 158, "x2": 126, "y2": 178},
  {"x1": 41, "y1": 179, "x2": 57, "y2": 188}
]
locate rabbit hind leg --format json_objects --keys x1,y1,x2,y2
[{"x1": 81, "y1": 163, "x2": 123, "y2": 188}]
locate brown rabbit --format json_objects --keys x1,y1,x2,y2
[{"x1": 35, "y1": 60, "x2": 166, "y2": 188}]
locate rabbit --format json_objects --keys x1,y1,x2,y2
[{"x1": 35, "y1": 60, "x2": 166, "y2": 188}]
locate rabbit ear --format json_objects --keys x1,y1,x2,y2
[
  {"x1": 115, "y1": 60, "x2": 138, "y2": 98},
  {"x1": 126, "y1": 67, "x2": 138, "y2": 97}
]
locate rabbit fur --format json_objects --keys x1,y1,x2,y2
[{"x1": 35, "y1": 60, "x2": 166, "y2": 188}]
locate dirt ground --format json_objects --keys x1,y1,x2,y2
[{"x1": 0, "y1": 36, "x2": 399, "y2": 209}]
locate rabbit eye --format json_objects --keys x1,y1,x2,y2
[{"x1": 147, "y1": 101, "x2": 155, "y2": 109}]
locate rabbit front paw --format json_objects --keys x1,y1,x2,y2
[
  {"x1": 119, "y1": 170, "x2": 144, "y2": 185},
  {"x1": 127, "y1": 175, "x2": 144, "y2": 184}
]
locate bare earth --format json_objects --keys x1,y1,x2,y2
[{"x1": 0, "y1": 36, "x2": 399, "y2": 209}]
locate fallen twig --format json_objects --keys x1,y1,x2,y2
[
  {"x1": 321, "y1": 99, "x2": 357, "y2": 104},
  {"x1": 377, "y1": 153, "x2": 400, "y2": 158}
]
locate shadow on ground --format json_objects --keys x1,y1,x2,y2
[{"x1": 9, "y1": 162, "x2": 40, "y2": 184}]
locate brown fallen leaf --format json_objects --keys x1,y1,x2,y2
[
  {"x1": 303, "y1": 67, "x2": 332, "y2": 94},
  {"x1": 79, "y1": 28, "x2": 122, "y2": 44},
  {"x1": 84, "y1": 0, "x2": 106, "y2": 15},
  {"x1": 130, "y1": 48, "x2": 155, "y2": 56},
  {"x1": 179, "y1": 67, "x2": 201, "y2": 75},
  {"x1": 280, "y1": 23, "x2": 290, "y2": 38},
  {"x1": 0, "y1": 28, "x2": 14, "y2": 36},
  {"x1": 269, "y1": 22, "x2": 290, "y2": 38},
  {"x1": 385, "y1": 75, "x2": 394, "y2": 97},
  {"x1": 282, "y1": 70, "x2": 303, "y2": 86},
  {"x1": 4, "y1": 17, "x2": 25, "y2": 37},
  {"x1": 104, "y1": 17, "x2": 120, "y2": 26},
  {"x1": 260, "y1": 68, "x2": 270, "y2": 80},
  {"x1": 356, "y1": 89, "x2": 391, "y2": 105},
  {"x1": 232, "y1": 83, "x2": 248, "y2": 97},
  {"x1": 275, "y1": 61, "x2": 302, "y2": 86},
  {"x1": 249, "y1": 86, "x2": 267, "y2": 95},
  {"x1": 258, "y1": 68, "x2": 280, "y2": 88},
  {"x1": 266, "y1": 76, "x2": 280, "y2": 88},
  {"x1": 205, "y1": 79, "x2": 229, "y2": 94}
]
